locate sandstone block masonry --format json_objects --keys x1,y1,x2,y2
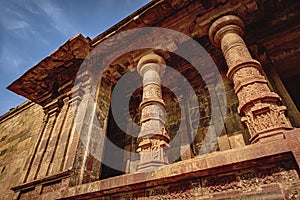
[{"x1": 0, "y1": 102, "x2": 44, "y2": 200}]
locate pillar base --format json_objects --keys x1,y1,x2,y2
[
  {"x1": 250, "y1": 127, "x2": 294, "y2": 143},
  {"x1": 136, "y1": 138, "x2": 169, "y2": 172},
  {"x1": 137, "y1": 160, "x2": 168, "y2": 172}
]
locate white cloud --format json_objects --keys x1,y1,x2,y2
[
  {"x1": 0, "y1": 53, "x2": 25, "y2": 75},
  {"x1": 3, "y1": 18, "x2": 29, "y2": 30},
  {"x1": 35, "y1": 0, "x2": 77, "y2": 36},
  {"x1": 0, "y1": 7, "x2": 29, "y2": 30}
]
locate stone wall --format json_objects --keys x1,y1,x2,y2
[{"x1": 0, "y1": 101, "x2": 44, "y2": 200}]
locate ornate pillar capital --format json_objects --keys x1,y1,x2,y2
[
  {"x1": 137, "y1": 53, "x2": 166, "y2": 77},
  {"x1": 209, "y1": 15, "x2": 245, "y2": 48}
]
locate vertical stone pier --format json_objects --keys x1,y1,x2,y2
[
  {"x1": 136, "y1": 54, "x2": 170, "y2": 172},
  {"x1": 209, "y1": 15, "x2": 292, "y2": 143}
]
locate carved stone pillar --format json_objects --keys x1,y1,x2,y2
[
  {"x1": 209, "y1": 15, "x2": 292, "y2": 143},
  {"x1": 136, "y1": 53, "x2": 170, "y2": 172}
]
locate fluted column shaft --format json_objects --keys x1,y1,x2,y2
[
  {"x1": 209, "y1": 15, "x2": 292, "y2": 143},
  {"x1": 136, "y1": 54, "x2": 170, "y2": 172}
]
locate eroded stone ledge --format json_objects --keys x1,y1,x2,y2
[{"x1": 59, "y1": 129, "x2": 300, "y2": 199}]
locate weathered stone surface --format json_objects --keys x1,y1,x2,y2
[
  {"x1": 58, "y1": 129, "x2": 300, "y2": 200},
  {"x1": 1, "y1": 0, "x2": 299, "y2": 199},
  {"x1": 136, "y1": 54, "x2": 170, "y2": 172},
  {"x1": 0, "y1": 101, "x2": 44, "y2": 200},
  {"x1": 209, "y1": 15, "x2": 293, "y2": 143}
]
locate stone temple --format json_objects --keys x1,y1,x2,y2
[{"x1": 1, "y1": 0, "x2": 300, "y2": 199}]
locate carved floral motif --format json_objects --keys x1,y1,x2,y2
[
  {"x1": 143, "y1": 84, "x2": 163, "y2": 99},
  {"x1": 236, "y1": 82, "x2": 270, "y2": 109},
  {"x1": 107, "y1": 161, "x2": 297, "y2": 199},
  {"x1": 242, "y1": 103, "x2": 291, "y2": 140},
  {"x1": 232, "y1": 67, "x2": 261, "y2": 82}
]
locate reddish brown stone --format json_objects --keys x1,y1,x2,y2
[{"x1": 1, "y1": 0, "x2": 299, "y2": 200}]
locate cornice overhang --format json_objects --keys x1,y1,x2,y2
[{"x1": 7, "y1": 34, "x2": 91, "y2": 106}]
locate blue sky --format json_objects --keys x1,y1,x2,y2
[{"x1": 0, "y1": 0, "x2": 150, "y2": 116}]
